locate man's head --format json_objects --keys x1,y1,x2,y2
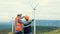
[
  {"x1": 17, "y1": 14, "x2": 22, "y2": 17},
  {"x1": 24, "y1": 15, "x2": 29, "y2": 21}
]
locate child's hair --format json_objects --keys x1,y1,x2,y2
[{"x1": 24, "y1": 15, "x2": 29, "y2": 21}]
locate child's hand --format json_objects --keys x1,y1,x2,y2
[{"x1": 32, "y1": 19, "x2": 34, "y2": 21}]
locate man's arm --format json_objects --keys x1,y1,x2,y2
[
  {"x1": 18, "y1": 19, "x2": 29, "y2": 24},
  {"x1": 18, "y1": 17, "x2": 34, "y2": 24},
  {"x1": 20, "y1": 16, "x2": 24, "y2": 19},
  {"x1": 18, "y1": 16, "x2": 28, "y2": 24}
]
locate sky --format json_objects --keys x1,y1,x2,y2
[{"x1": 0, "y1": 0, "x2": 60, "y2": 22}]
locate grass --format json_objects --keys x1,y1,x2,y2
[
  {"x1": 0, "y1": 28, "x2": 12, "y2": 34},
  {"x1": 37, "y1": 29, "x2": 60, "y2": 34},
  {"x1": 0, "y1": 26, "x2": 60, "y2": 34},
  {"x1": 36, "y1": 26, "x2": 60, "y2": 34}
]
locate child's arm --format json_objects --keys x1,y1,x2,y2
[{"x1": 24, "y1": 19, "x2": 34, "y2": 26}]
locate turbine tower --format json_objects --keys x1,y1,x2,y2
[
  {"x1": 30, "y1": 3, "x2": 39, "y2": 34},
  {"x1": 12, "y1": 17, "x2": 14, "y2": 32}
]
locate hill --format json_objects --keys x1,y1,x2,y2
[{"x1": 0, "y1": 26, "x2": 60, "y2": 34}]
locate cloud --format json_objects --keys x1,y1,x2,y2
[{"x1": 0, "y1": 0, "x2": 60, "y2": 22}]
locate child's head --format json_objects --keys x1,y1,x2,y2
[{"x1": 24, "y1": 15, "x2": 29, "y2": 21}]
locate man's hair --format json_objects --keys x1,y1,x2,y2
[
  {"x1": 17, "y1": 14, "x2": 22, "y2": 16},
  {"x1": 17, "y1": 14, "x2": 20, "y2": 16}
]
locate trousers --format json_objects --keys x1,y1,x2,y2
[
  {"x1": 15, "y1": 31, "x2": 22, "y2": 34},
  {"x1": 24, "y1": 26, "x2": 32, "y2": 34}
]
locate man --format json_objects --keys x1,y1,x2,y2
[
  {"x1": 14, "y1": 14, "x2": 24, "y2": 34},
  {"x1": 24, "y1": 16, "x2": 34, "y2": 34}
]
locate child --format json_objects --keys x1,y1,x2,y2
[{"x1": 24, "y1": 16, "x2": 34, "y2": 34}]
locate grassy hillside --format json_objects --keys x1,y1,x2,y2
[
  {"x1": 0, "y1": 28, "x2": 12, "y2": 34},
  {"x1": 0, "y1": 26, "x2": 60, "y2": 34},
  {"x1": 36, "y1": 26, "x2": 60, "y2": 34}
]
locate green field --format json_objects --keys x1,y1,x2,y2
[
  {"x1": 0, "y1": 26, "x2": 60, "y2": 34},
  {"x1": 36, "y1": 26, "x2": 60, "y2": 34},
  {"x1": 0, "y1": 28, "x2": 12, "y2": 34}
]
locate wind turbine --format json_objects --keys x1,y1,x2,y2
[
  {"x1": 8, "y1": 17, "x2": 14, "y2": 32},
  {"x1": 30, "y1": 3, "x2": 39, "y2": 34},
  {"x1": 11, "y1": 17, "x2": 14, "y2": 32},
  {"x1": 8, "y1": 17, "x2": 14, "y2": 34}
]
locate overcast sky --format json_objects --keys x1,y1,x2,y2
[{"x1": 0, "y1": 0, "x2": 60, "y2": 22}]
